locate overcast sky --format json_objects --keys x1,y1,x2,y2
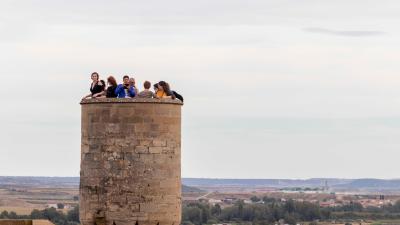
[{"x1": 1, "y1": 0, "x2": 400, "y2": 179}]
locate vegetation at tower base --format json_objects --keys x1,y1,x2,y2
[
  {"x1": 0, "y1": 206, "x2": 79, "y2": 225},
  {"x1": 181, "y1": 198, "x2": 400, "y2": 225},
  {"x1": 3, "y1": 199, "x2": 400, "y2": 225}
]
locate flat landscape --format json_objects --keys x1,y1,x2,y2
[
  {"x1": 2, "y1": 177, "x2": 400, "y2": 225},
  {"x1": 0, "y1": 177, "x2": 78, "y2": 214},
  {"x1": 0, "y1": 186, "x2": 78, "y2": 214}
]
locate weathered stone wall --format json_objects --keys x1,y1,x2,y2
[{"x1": 80, "y1": 98, "x2": 182, "y2": 225}]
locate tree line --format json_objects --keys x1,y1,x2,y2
[
  {"x1": 182, "y1": 197, "x2": 400, "y2": 225},
  {"x1": 0, "y1": 206, "x2": 79, "y2": 225},
  {"x1": 2, "y1": 198, "x2": 400, "y2": 225}
]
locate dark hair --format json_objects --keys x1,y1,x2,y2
[
  {"x1": 100, "y1": 80, "x2": 106, "y2": 91},
  {"x1": 123, "y1": 75, "x2": 129, "y2": 80},
  {"x1": 144, "y1": 81, "x2": 151, "y2": 89},
  {"x1": 153, "y1": 83, "x2": 158, "y2": 90},
  {"x1": 107, "y1": 76, "x2": 117, "y2": 86},
  {"x1": 158, "y1": 81, "x2": 175, "y2": 99}
]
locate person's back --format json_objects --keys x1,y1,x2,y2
[
  {"x1": 106, "y1": 85, "x2": 117, "y2": 98},
  {"x1": 104, "y1": 76, "x2": 118, "y2": 98},
  {"x1": 137, "y1": 81, "x2": 154, "y2": 98},
  {"x1": 138, "y1": 89, "x2": 154, "y2": 98}
]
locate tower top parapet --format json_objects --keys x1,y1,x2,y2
[{"x1": 80, "y1": 98, "x2": 183, "y2": 105}]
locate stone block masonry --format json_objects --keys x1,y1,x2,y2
[{"x1": 80, "y1": 98, "x2": 183, "y2": 225}]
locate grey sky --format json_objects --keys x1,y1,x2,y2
[{"x1": 1, "y1": 0, "x2": 400, "y2": 179}]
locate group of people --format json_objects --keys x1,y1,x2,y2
[{"x1": 82, "y1": 72, "x2": 183, "y2": 102}]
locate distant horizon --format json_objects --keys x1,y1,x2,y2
[{"x1": 1, "y1": 175, "x2": 400, "y2": 180}]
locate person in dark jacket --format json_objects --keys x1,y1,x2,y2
[
  {"x1": 92, "y1": 76, "x2": 118, "y2": 98},
  {"x1": 105, "y1": 76, "x2": 118, "y2": 98},
  {"x1": 82, "y1": 72, "x2": 104, "y2": 99},
  {"x1": 115, "y1": 75, "x2": 135, "y2": 98}
]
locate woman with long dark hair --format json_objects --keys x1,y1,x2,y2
[{"x1": 155, "y1": 81, "x2": 175, "y2": 99}]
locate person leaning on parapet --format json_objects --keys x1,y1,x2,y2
[
  {"x1": 155, "y1": 81, "x2": 175, "y2": 99},
  {"x1": 153, "y1": 83, "x2": 158, "y2": 94},
  {"x1": 115, "y1": 75, "x2": 136, "y2": 98},
  {"x1": 137, "y1": 81, "x2": 155, "y2": 98},
  {"x1": 92, "y1": 76, "x2": 118, "y2": 98},
  {"x1": 129, "y1": 77, "x2": 139, "y2": 94},
  {"x1": 82, "y1": 72, "x2": 104, "y2": 99}
]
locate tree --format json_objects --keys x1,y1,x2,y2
[
  {"x1": 8, "y1": 211, "x2": 18, "y2": 219},
  {"x1": 250, "y1": 196, "x2": 261, "y2": 203},
  {"x1": 67, "y1": 206, "x2": 79, "y2": 222},
  {"x1": 237, "y1": 200, "x2": 244, "y2": 218},
  {"x1": 57, "y1": 203, "x2": 65, "y2": 209},
  {"x1": 211, "y1": 204, "x2": 222, "y2": 216},
  {"x1": 182, "y1": 205, "x2": 203, "y2": 225},
  {"x1": 30, "y1": 209, "x2": 44, "y2": 219},
  {"x1": 285, "y1": 199, "x2": 296, "y2": 213},
  {"x1": 0, "y1": 211, "x2": 9, "y2": 219},
  {"x1": 262, "y1": 196, "x2": 276, "y2": 203},
  {"x1": 284, "y1": 213, "x2": 297, "y2": 225}
]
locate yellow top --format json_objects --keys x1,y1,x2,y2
[{"x1": 156, "y1": 90, "x2": 167, "y2": 98}]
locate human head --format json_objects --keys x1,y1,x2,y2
[
  {"x1": 158, "y1": 81, "x2": 175, "y2": 99},
  {"x1": 123, "y1": 75, "x2": 129, "y2": 85},
  {"x1": 153, "y1": 83, "x2": 158, "y2": 92},
  {"x1": 144, "y1": 81, "x2": 151, "y2": 90},
  {"x1": 91, "y1": 72, "x2": 99, "y2": 82},
  {"x1": 158, "y1": 81, "x2": 170, "y2": 92},
  {"x1": 129, "y1": 77, "x2": 136, "y2": 86},
  {"x1": 99, "y1": 80, "x2": 106, "y2": 91},
  {"x1": 107, "y1": 76, "x2": 117, "y2": 86}
]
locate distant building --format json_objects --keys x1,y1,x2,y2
[
  {"x1": 209, "y1": 199, "x2": 223, "y2": 205},
  {"x1": 46, "y1": 204, "x2": 58, "y2": 209}
]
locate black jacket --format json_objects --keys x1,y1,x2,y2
[{"x1": 90, "y1": 82, "x2": 103, "y2": 96}]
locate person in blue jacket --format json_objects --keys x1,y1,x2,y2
[{"x1": 115, "y1": 75, "x2": 136, "y2": 98}]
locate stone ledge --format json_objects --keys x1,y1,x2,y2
[{"x1": 80, "y1": 98, "x2": 183, "y2": 105}]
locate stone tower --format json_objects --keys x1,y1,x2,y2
[{"x1": 79, "y1": 98, "x2": 182, "y2": 225}]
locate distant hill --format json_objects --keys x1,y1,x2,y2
[
  {"x1": 182, "y1": 178, "x2": 400, "y2": 191},
  {"x1": 334, "y1": 179, "x2": 400, "y2": 190},
  {"x1": 0, "y1": 176, "x2": 79, "y2": 187},
  {"x1": 2, "y1": 177, "x2": 400, "y2": 191},
  {"x1": 181, "y1": 184, "x2": 206, "y2": 193},
  {"x1": 0, "y1": 176, "x2": 204, "y2": 193},
  {"x1": 182, "y1": 178, "x2": 351, "y2": 188}
]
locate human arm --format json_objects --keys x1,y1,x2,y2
[
  {"x1": 114, "y1": 85, "x2": 122, "y2": 97},
  {"x1": 162, "y1": 91, "x2": 176, "y2": 99},
  {"x1": 92, "y1": 90, "x2": 106, "y2": 98},
  {"x1": 82, "y1": 93, "x2": 92, "y2": 100}
]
